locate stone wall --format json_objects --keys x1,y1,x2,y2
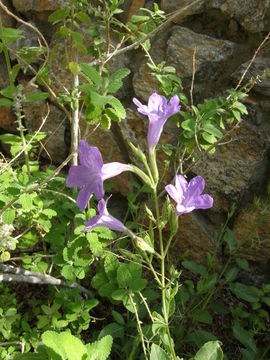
[{"x1": 0, "y1": 0, "x2": 270, "y2": 275}]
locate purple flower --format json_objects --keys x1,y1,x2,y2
[
  {"x1": 133, "y1": 93, "x2": 180, "y2": 150},
  {"x1": 165, "y1": 175, "x2": 213, "y2": 216},
  {"x1": 66, "y1": 140, "x2": 132, "y2": 211},
  {"x1": 83, "y1": 198, "x2": 127, "y2": 232}
]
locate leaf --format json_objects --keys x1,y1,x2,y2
[
  {"x1": 225, "y1": 267, "x2": 239, "y2": 283},
  {"x1": 25, "y1": 92, "x2": 49, "y2": 103},
  {"x1": 48, "y1": 8, "x2": 70, "y2": 24},
  {"x1": 235, "y1": 258, "x2": 249, "y2": 271},
  {"x1": 80, "y1": 63, "x2": 102, "y2": 86},
  {"x1": 202, "y1": 132, "x2": 217, "y2": 144},
  {"x1": 192, "y1": 340, "x2": 223, "y2": 360},
  {"x1": 106, "y1": 96, "x2": 126, "y2": 119},
  {"x1": 112, "y1": 310, "x2": 124, "y2": 325},
  {"x1": 182, "y1": 260, "x2": 207, "y2": 276},
  {"x1": 191, "y1": 309, "x2": 213, "y2": 324},
  {"x1": 69, "y1": 61, "x2": 80, "y2": 75},
  {"x1": 59, "y1": 331, "x2": 87, "y2": 360},
  {"x1": 87, "y1": 335, "x2": 113, "y2": 360},
  {"x1": 186, "y1": 330, "x2": 217, "y2": 348},
  {"x1": 240, "y1": 348, "x2": 257, "y2": 360},
  {"x1": 224, "y1": 228, "x2": 237, "y2": 253},
  {"x1": 98, "y1": 323, "x2": 123, "y2": 340},
  {"x1": 150, "y1": 344, "x2": 170, "y2": 360},
  {"x1": 2, "y1": 208, "x2": 15, "y2": 224},
  {"x1": 230, "y1": 283, "x2": 261, "y2": 303},
  {"x1": 232, "y1": 322, "x2": 257, "y2": 353},
  {"x1": 107, "y1": 68, "x2": 130, "y2": 93},
  {"x1": 104, "y1": 254, "x2": 119, "y2": 280},
  {"x1": 117, "y1": 264, "x2": 132, "y2": 288},
  {"x1": 75, "y1": 11, "x2": 91, "y2": 24},
  {"x1": 197, "y1": 273, "x2": 217, "y2": 294},
  {"x1": 0, "y1": 27, "x2": 23, "y2": 43},
  {"x1": 0, "y1": 98, "x2": 13, "y2": 107},
  {"x1": 19, "y1": 193, "x2": 32, "y2": 210},
  {"x1": 41, "y1": 331, "x2": 66, "y2": 359}
]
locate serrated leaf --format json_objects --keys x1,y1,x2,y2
[
  {"x1": 75, "y1": 11, "x2": 91, "y2": 24},
  {"x1": 48, "y1": 8, "x2": 70, "y2": 24},
  {"x1": 19, "y1": 193, "x2": 32, "y2": 210},
  {"x1": 80, "y1": 63, "x2": 102, "y2": 86},
  {"x1": 2, "y1": 208, "x2": 15, "y2": 224},
  {"x1": 107, "y1": 68, "x2": 130, "y2": 93},
  {"x1": 59, "y1": 331, "x2": 87, "y2": 360},
  {"x1": 104, "y1": 254, "x2": 119, "y2": 280},
  {"x1": 106, "y1": 96, "x2": 126, "y2": 119},
  {"x1": 87, "y1": 335, "x2": 113, "y2": 360},
  {"x1": 69, "y1": 61, "x2": 80, "y2": 75}
]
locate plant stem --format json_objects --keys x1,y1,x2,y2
[
  {"x1": 153, "y1": 187, "x2": 177, "y2": 359},
  {"x1": 128, "y1": 292, "x2": 147, "y2": 360},
  {"x1": 71, "y1": 50, "x2": 79, "y2": 166}
]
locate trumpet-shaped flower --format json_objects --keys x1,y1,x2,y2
[
  {"x1": 66, "y1": 140, "x2": 132, "y2": 211},
  {"x1": 165, "y1": 175, "x2": 213, "y2": 216},
  {"x1": 83, "y1": 198, "x2": 127, "y2": 232},
  {"x1": 133, "y1": 93, "x2": 180, "y2": 150}
]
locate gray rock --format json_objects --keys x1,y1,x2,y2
[
  {"x1": 231, "y1": 57, "x2": 270, "y2": 97},
  {"x1": 193, "y1": 121, "x2": 270, "y2": 216}
]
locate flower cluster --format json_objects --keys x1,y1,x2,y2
[{"x1": 66, "y1": 93, "x2": 213, "y2": 234}]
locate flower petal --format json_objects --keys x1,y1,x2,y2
[
  {"x1": 66, "y1": 165, "x2": 91, "y2": 187},
  {"x1": 76, "y1": 185, "x2": 94, "y2": 211},
  {"x1": 166, "y1": 95, "x2": 180, "y2": 118},
  {"x1": 133, "y1": 97, "x2": 149, "y2": 115},
  {"x1": 193, "y1": 194, "x2": 214, "y2": 209},
  {"x1": 175, "y1": 175, "x2": 188, "y2": 198},
  {"x1": 148, "y1": 93, "x2": 166, "y2": 114},
  {"x1": 176, "y1": 203, "x2": 195, "y2": 215},
  {"x1": 165, "y1": 184, "x2": 179, "y2": 203},
  {"x1": 78, "y1": 140, "x2": 103, "y2": 170},
  {"x1": 102, "y1": 163, "x2": 132, "y2": 181},
  {"x1": 147, "y1": 115, "x2": 166, "y2": 150}
]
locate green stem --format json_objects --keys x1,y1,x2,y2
[
  {"x1": 153, "y1": 188, "x2": 177, "y2": 359},
  {"x1": 149, "y1": 149, "x2": 159, "y2": 184},
  {"x1": 128, "y1": 292, "x2": 147, "y2": 360}
]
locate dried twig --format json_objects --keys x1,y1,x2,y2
[{"x1": 0, "y1": 264, "x2": 93, "y2": 297}]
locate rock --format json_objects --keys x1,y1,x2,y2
[
  {"x1": 162, "y1": 0, "x2": 204, "y2": 14},
  {"x1": 232, "y1": 203, "x2": 270, "y2": 264},
  {"x1": 231, "y1": 57, "x2": 270, "y2": 97},
  {"x1": 208, "y1": 0, "x2": 270, "y2": 33},
  {"x1": 0, "y1": 106, "x2": 17, "y2": 132},
  {"x1": 166, "y1": 26, "x2": 236, "y2": 97},
  {"x1": 193, "y1": 121, "x2": 270, "y2": 216},
  {"x1": 0, "y1": 0, "x2": 16, "y2": 28},
  {"x1": 173, "y1": 212, "x2": 215, "y2": 264},
  {"x1": 8, "y1": 23, "x2": 41, "y2": 62},
  {"x1": 0, "y1": 54, "x2": 10, "y2": 89},
  {"x1": 12, "y1": 0, "x2": 54, "y2": 13},
  {"x1": 22, "y1": 90, "x2": 69, "y2": 164}
]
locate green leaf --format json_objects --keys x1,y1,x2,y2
[
  {"x1": 262, "y1": 297, "x2": 270, "y2": 307},
  {"x1": 98, "y1": 323, "x2": 123, "y2": 340},
  {"x1": 186, "y1": 330, "x2": 217, "y2": 349},
  {"x1": 59, "y1": 331, "x2": 87, "y2": 360},
  {"x1": 106, "y1": 96, "x2": 126, "y2": 119},
  {"x1": 197, "y1": 273, "x2": 217, "y2": 294},
  {"x1": 202, "y1": 132, "x2": 217, "y2": 144},
  {"x1": 75, "y1": 11, "x2": 91, "y2": 24},
  {"x1": 235, "y1": 258, "x2": 249, "y2": 271},
  {"x1": 1, "y1": 251, "x2": 10, "y2": 261},
  {"x1": 192, "y1": 340, "x2": 223, "y2": 360},
  {"x1": 25, "y1": 92, "x2": 49, "y2": 103},
  {"x1": 191, "y1": 309, "x2": 213, "y2": 324},
  {"x1": 224, "y1": 228, "x2": 237, "y2": 253},
  {"x1": 2, "y1": 208, "x2": 15, "y2": 224},
  {"x1": 117, "y1": 264, "x2": 132, "y2": 288},
  {"x1": 182, "y1": 260, "x2": 207, "y2": 276},
  {"x1": 225, "y1": 267, "x2": 239, "y2": 283},
  {"x1": 19, "y1": 193, "x2": 32, "y2": 210},
  {"x1": 0, "y1": 98, "x2": 13, "y2": 107},
  {"x1": 107, "y1": 68, "x2": 130, "y2": 93},
  {"x1": 80, "y1": 63, "x2": 102, "y2": 86},
  {"x1": 181, "y1": 118, "x2": 195, "y2": 133},
  {"x1": 230, "y1": 283, "x2": 261, "y2": 303},
  {"x1": 202, "y1": 123, "x2": 223, "y2": 138},
  {"x1": 232, "y1": 322, "x2": 257, "y2": 353},
  {"x1": 112, "y1": 310, "x2": 124, "y2": 325},
  {"x1": 42, "y1": 208, "x2": 57, "y2": 219},
  {"x1": 69, "y1": 61, "x2": 80, "y2": 75},
  {"x1": 150, "y1": 344, "x2": 170, "y2": 360},
  {"x1": 18, "y1": 231, "x2": 38, "y2": 248},
  {"x1": 48, "y1": 8, "x2": 70, "y2": 24},
  {"x1": 240, "y1": 348, "x2": 257, "y2": 360},
  {"x1": 87, "y1": 335, "x2": 113, "y2": 360},
  {"x1": 104, "y1": 254, "x2": 119, "y2": 280},
  {"x1": 0, "y1": 27, "x2": 23, "y2": 43}
]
